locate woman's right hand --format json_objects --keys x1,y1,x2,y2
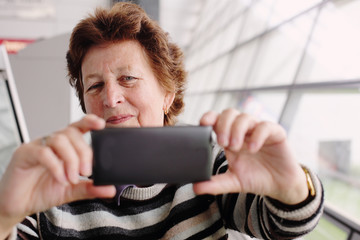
[{"x1": 0, "y1": 114, "x2": 116, "y2": 238}]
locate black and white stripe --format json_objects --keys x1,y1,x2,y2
[{"x1": 14, "y1": 146, "x2": 324, "y2": 239}]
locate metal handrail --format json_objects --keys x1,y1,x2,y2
[{"x1": 323, "y1": 203, "x2": 360, "y2": 240}]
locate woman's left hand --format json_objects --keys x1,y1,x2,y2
[{"x1": 193, "y1": 109, "x2": 309, "y2": 205}]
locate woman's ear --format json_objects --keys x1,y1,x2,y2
[{"x1": 164, "y1": 92, "x2": 175, "y2": 111}]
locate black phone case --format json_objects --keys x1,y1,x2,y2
[{"x1": 91, "y1": 126, "x2": 212, "y2": 185}]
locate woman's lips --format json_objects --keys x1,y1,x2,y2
[{"x1": 106, "y1": 115, "x2": 133, "y2": 124}]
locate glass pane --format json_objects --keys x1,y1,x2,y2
[
  {"x1": 196, "y1": 0, "x2": 228, "y2": 35},
  {"x1": 221, "y1": 40, "x2": 258, "y2": 89},
  {"x1": 239, "y1": 91, "x2": 287, "y2": 122},
  {"x1": 186, "y1": 51, "x2": 202, "y2": 72},
  {"x1": 190, "y1": 35, "x2": 223, "y2": 69},
  {"x1": 212, "y1": 92, "x2": 241, "y2": 113},
  {"x1": 0, "y1": 78, "x2": 22, "y2": 177},
  {"x1": 181, "y1": 90, "x2": 287, "y2": 125},
  {"x1": 186, "y1": 0, "x2": 251, "y2": 64},
  {"x1": 178, "y1": 95, "x2": 199, "y2": 125},
  {"x1": 297, "y1": 0, "x2": 360, "y2": 82},
  {"x1": 179, "y1": 93, "x2": 217, "y2": 125},
  {"x1": 246, "y1": 9, "x2": 316, "y2": 87},
  {"x1": 303, "y1": 217, "x2": 349, "y2": 240},
  {"x1": 188, "y1": 0, "x2": 231, "y2": 54},
  {"x1": 286, "y1": 90, "x2": 360, "y2": 222},
  {"x1": 217, "y1": 16, "x2": 243, "y2": 55},
  {"x1": 205, "y1": 33, "x2": 224, "y2": 63},
  {"x1": 202, "y1": 56, "x2": 231, "y2": 91},
  {"x1": 187, "y1": 64, "x2": 213, "y2": 93},
  {"x1": 238, "y1": 0, "x2": 276, "y2": 43},
  {"x1": 186, "y1": 71, "x2": 202, "y2": 93},
  {"x1": 268, "y1": 0, "x2": 321, "y2": 27}
]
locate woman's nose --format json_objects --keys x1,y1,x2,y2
[{"x1": 103, "y1": 82, "x2": 125, "y2": 108}]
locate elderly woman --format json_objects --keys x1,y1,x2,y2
[{"x1": 0, "y1": 2, "x2": 323, "y2": 239}]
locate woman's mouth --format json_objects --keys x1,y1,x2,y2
[{"x1": 106, "y1": 115, "x2": 133, "y2": 125}]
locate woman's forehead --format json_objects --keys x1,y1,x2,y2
[
  {"x1": 84, "y1": 40, "x2": 145, "y2": 60},
  {"x1": 82, "y1": 41, "x2": 151, "y2": 72}
]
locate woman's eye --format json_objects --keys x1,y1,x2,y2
[
  {"x1": 88, "y1": 83, "x2": 103, "y2": 91},
  {"x1": 123, "y1": 76, "x2": 135, "y2": 81},
  {"x1": 119, "y1": 76, "x2": 138, "y2": 86}
]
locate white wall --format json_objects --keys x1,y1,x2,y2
[
  {"x1": 2, "y1": 0, "x2": 110, "y2": 140},
  {"x1": 9, "y1": 33, "x2": 73, "y2": 140}
]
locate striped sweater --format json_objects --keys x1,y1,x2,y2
[{"x1": 11, "y1": 148, "x2": 324, "y2": 239}]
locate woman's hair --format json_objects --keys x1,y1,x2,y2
[{"x1": 66, "y1": 2, "x2": 186, "y2": 126}]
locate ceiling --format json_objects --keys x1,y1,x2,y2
[
  {"x1": 0, "y1": 0, "x2": 204, "y2": 51},
  {"x1": 159, "y1": 0, "x2": 204, "y2": 50}
]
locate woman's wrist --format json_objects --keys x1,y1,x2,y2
[
  {"x1": 268, "y1": 165, "x2": 317, "y2": 209},
  {"x1": 273, "y1": 166, "x2": 311, "y2": 205}
]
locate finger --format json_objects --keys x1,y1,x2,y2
[
  {"x1": 70, "y1": 114, "x2": 105, "y2": 134},
  {"x1": 199, "y1": 111, "x2": 219, "y2": 126},
  {"x1": 46, "y1": 133, "x2": 80, "y2": 184},
  {"x1": 193, "y1": 172, "x2": 241, "y2": 195},
  {"x1": 63, "y1": 126, "x2": 93, "y2": 177},
  {"x1": 213, "y1": 109, "x2": 239, "y2": 147},
  {"x1": 26, "y1": 144, "x2": 68, "y2": 185},
  {"x1": 228, "y1": 114, "x2": 257, "y2": 152},
  {"x1": 247, "y1": 122, "x2": 287, "y2": 153}
]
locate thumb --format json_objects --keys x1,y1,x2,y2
[
  {"x1": 70, "y1": 114, "x2": 106, "y2": 134},
  {"x1": 193, "y1": 173, "x2": 241, "y2": 195},
  {"x1": 69, "y1": 180, "x2": 116, "y2": 201}
]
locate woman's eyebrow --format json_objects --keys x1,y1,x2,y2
[
  {"x1": 83, "y1": 73, "x2": 101, "y2": 82},
  {"x1": 116, "y1": 65, "x2": 145, "y2": 75},
  {"x1": 116, "y1": 66, "x2": 136, "y2": 74},
  {"x1": 83, "y1": 66, "x2": 143, "y2": 82}
]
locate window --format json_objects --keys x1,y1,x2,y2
[
  {"x1": 0, "y1": 45, "x2": 29, "y2": 177},
  {"x1": 180, "y1": 0, "x2": 360, "y2": 238}
]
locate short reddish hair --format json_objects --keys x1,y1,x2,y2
[{"x1": 66, "y1": 2, "x2": 186, "y2": 126}]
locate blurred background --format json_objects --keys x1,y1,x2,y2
[{"x1": 0, "y1": 0, "x2": 359, "y2": 239}]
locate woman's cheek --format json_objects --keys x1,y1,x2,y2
[{"x1": 84, "y1": 97, "x2": 102, "y2": 116}]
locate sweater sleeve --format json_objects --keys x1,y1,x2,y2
[
  {"x1": 213, "y1": 149, "x2": 324, "y2": 239},
  {"x1": 13, "y1": 214, "x2": 40, "y2": 239}
]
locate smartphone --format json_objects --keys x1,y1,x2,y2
[{"x1": 91, "y1": 126, "x2": 212, "y2": 185}]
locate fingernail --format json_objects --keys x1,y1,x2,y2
[
  {"x1": 230, "y1": 137, "x2": 239, "y2": 147},
  {"x1": 83, "y1": 163, "x2": 92, "y2": 176},
  {"x1": 70, "y1": 171, "x2": 79, "y2": 184}
]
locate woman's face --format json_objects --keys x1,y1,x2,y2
[{"x1": 81, "y1": 40, "x2": 174, "y2": 128}]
